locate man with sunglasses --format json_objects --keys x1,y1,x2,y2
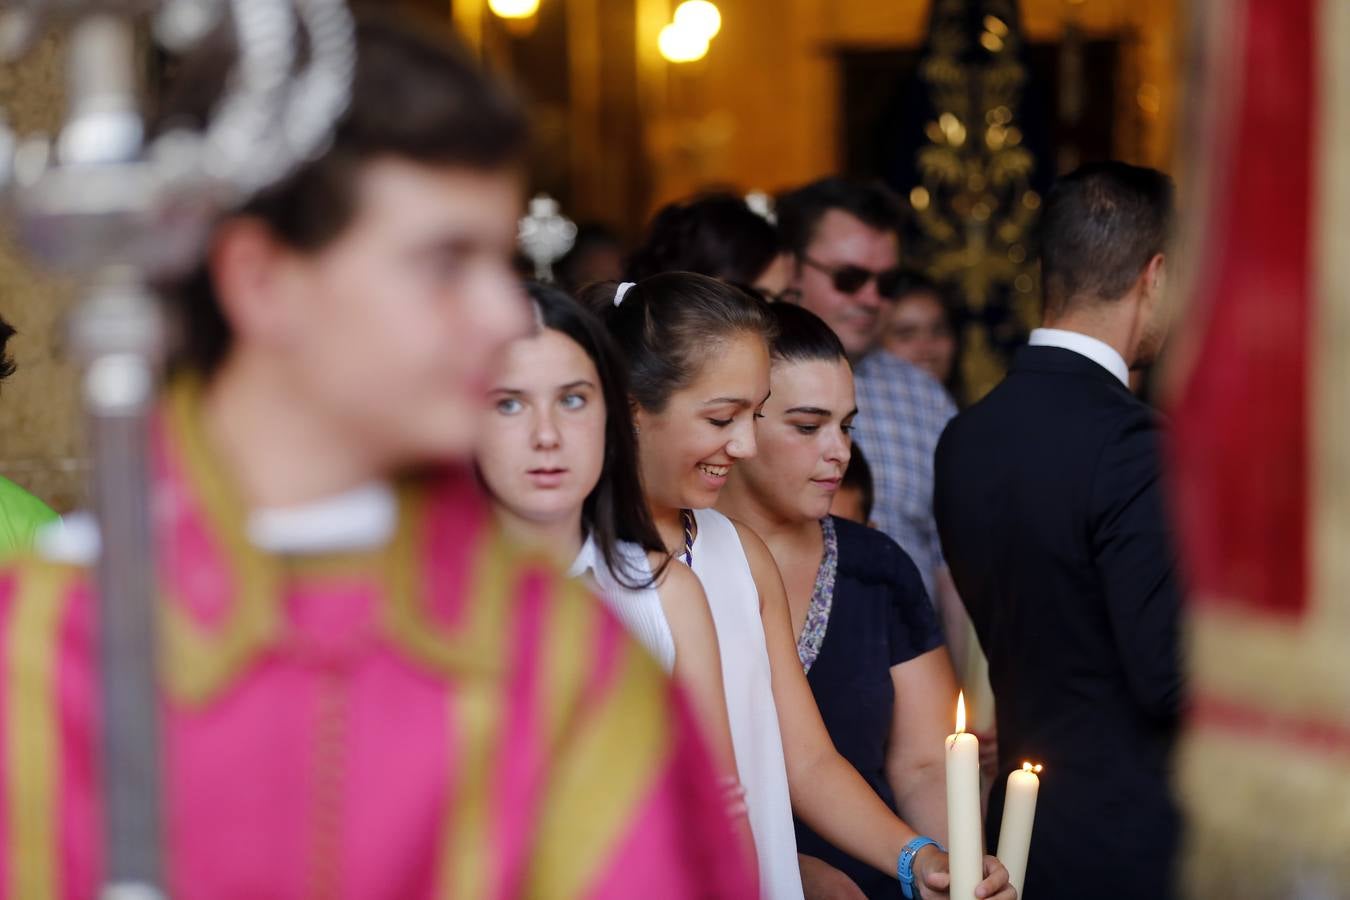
[{"x1": 777, "y1": 178, "x2": 957, "y2": 613}]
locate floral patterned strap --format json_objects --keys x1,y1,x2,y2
[{"x1": 797, "y1": 517, "x2": 838, "y2": 673}]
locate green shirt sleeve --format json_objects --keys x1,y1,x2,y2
[{"x1": 0, "y1": 476, "x2": 60, "y2": 558}]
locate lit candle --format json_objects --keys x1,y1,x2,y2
[
  {"x1": 996, "y1": 762, "x2": 1042, "y2": 897},
  {"x1": 945, "y1": 691, "x2": 983, "y2": 899}
]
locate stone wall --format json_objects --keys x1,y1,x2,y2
[{"x1": 0, "y1": 34, "x2": 87, "y2": 514}]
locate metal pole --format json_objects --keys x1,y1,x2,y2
[
  {"x1": 0, "y1": 5, "x2": 354, "y2": 893},
  {"x1": 72, "y1": 271, "x2": 166, "y2": 900},
  {"x1": 59, "y1": 17, "x2": 167, "y2": 897}
]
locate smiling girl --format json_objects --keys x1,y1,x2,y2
[{"x1": 586, "y1": 274, "x2": 1014, "y2": 900}]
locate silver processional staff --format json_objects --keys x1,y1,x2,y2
[{"x1": 0, "y1": 1, "x2": 355, "y2": 896}]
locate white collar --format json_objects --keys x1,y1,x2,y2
[
  {"x1": 246, "y1": 481, "x2": 397, "y2": 554},
  {"x1": 37, "y1": 480, "x2": 399, "y2": 565},
  {"x1": 568, "y1": 533, "x2": 598, "y2": 579},
  {"x1": 1028, "y1": 328, "x2": 1130, "y2": 387}
]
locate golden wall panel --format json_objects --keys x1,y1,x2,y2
[
  {"x1": 640, "y1": 0, "x2": 1181, "y2": 212},
  {"x1": 0, "y1": 34, "x2": 86, "y2": 514}
]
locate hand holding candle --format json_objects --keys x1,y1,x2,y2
[
  {"x1": 945, "y1": 691, "x2": 984, "y2": 899},
  {"x1": 995, "y1": 762, "x2": 1042, "y2": 897}
]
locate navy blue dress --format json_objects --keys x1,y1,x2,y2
[{"x1": 794, "y1": 516, "x2": 945, "y2": 899}]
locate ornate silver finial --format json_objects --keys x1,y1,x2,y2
[
  {"x1": 518, "y1": 193, "x2": 577, "y2": 283},
  {"x1": 0, "y1": 4, "x2": 357, "y2": 898}
]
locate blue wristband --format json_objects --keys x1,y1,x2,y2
[{"x1": 897, "y1": 836, "x2": 945, "y2": 899}]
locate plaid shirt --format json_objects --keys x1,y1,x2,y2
[{"x1": 851, "y1": 352, "x2": 958, "y2": 601}]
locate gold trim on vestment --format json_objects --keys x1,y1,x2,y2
[
  {"x1": 539, "y1": 578, "x2": 596, "y2": 747},
  {"x1": 157, "y1": 379, "x2": 288, "y2": 705},
  {"x1": 525, "y1": 637, "x2": 672, "y2": 898},
  {"x1": 156, "y1": 380, "x2": 502, "y2": 701},
  {"x1": 6, "y1": 563, "x2": 74, "y2": 900},
  {"x1": 439, "y1": 657, "x2": 506, "y2": 899}
]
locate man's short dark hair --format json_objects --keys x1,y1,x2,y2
[
  {"x1": 776, "y1": 177, "x2": 902, "y2": 258},
  {"x1": 160, "y1": 15, "x2": 529, "y2": 374},
  {"x1": 1038, "y1": 161, "x2": 1175, "y2": 316}
]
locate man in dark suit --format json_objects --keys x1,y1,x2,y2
[{"x1": 934, "y1": 162, "x2": 1184, "y2": 899}]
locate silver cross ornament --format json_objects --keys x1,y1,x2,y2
[{"x1": 518, "y1": 193, "x2": 577, "y2": 283}]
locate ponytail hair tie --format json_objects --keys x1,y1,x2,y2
[{"x1": 614, "y1": 282, "x2": 637, "y2": 307}]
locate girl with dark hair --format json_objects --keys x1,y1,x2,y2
[
  {"x1": 583, "y1": 274, "x2": 1014, "y2": 900},
  {"x1": 720, "y1": 303, "x2": 968, "y2": 899},
  {"x1": 479, "y1": 283, "x2": 667, "y2": 589},
  {"x1": 474, "y1": 282, "x2": 751, "y2": 849},
  {"x1": 626, "y1": 192, "x2": 794, "y2": 298}
]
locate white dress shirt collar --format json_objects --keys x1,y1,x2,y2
[
  {"x1": 38, "y1": 480, "x2": 399, "y2": 565},
  {"x1": 568, "y1": 533, "x2": 599, "y2": 578},
  {"x1": 1028, "y1": 328, "x2": 1130, "y2": 388},
  {"x1": 247, "y1": 481, "x2": 397, "y2": 554}
]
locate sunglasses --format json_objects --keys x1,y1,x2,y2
[{"x1": 802, "y1": 256, "x2": 904, "y2": 299}]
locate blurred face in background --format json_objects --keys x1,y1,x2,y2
[
  {"x1": 247, "y1": 160, "x2": 530, "y2": 467},
  {"x1": 753, "y1": 253, "x2": 796, "y2": 301},
  {"x1": 880, "y1": 289, "x2": 956, "y2": 384},
  {"x1": 560, "y1": 241, "x2": 624, "y2": 292},
  {"x1": 792, "y1": 210, "x2": 901, "y2": 358}
]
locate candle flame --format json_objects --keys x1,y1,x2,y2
[
  {"x1": 955, "y1": 691, "x2": 967, "y2": 734},
  {"x1": 1022, "y1": 761, "x2": 1044, "y2": 774}
]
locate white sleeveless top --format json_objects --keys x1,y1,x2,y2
[
  {"x1": 691, "y1": 508, "x2": 803, "y2": 900},
  {"x1": 568, "y1": 535, "x2": 677, "y2": 672}
]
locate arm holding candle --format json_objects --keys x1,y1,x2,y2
[
  {"x1": 885, "y1": 647, "x2": 958, "y2": 840},
  {"x1": 734, "y1": 523, "x2": 1017, "y2": 899},
  {"x1": 884, "y1": 546, "x2": 960, "y2": 840}
]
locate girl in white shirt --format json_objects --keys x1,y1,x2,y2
[{"x1": 474, "y1": 282, "x2": 752, "y2": 860}]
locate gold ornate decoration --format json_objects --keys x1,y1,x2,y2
[{"x1": 907, "y1": 0, "x2": 1042, "y2": 404}]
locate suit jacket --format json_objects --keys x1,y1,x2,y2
[{"x1": 934, "y1": 345, "x2": 1183, "y2": 899}]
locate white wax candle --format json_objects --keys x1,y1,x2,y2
[
  {"x1": 945, "y1": 691, "x2": 984, "y2": 900},
  {"x1": 996, "y1": 763, "x2": 1042, "y2": 897}
]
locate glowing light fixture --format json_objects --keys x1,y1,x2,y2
[
  {"x1": 488, "y1": 0, "x2": 541, "y2": 19},
  {"x1": 674, "y1": 0, "x2": 722, "y2": 39},
  {"x1": 659, "y1": 22, "x2": 709, "y2": 63}
]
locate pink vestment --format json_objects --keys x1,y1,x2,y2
[{"x1": 0, "y1": 384, "x2": 756, "y2": 899}]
